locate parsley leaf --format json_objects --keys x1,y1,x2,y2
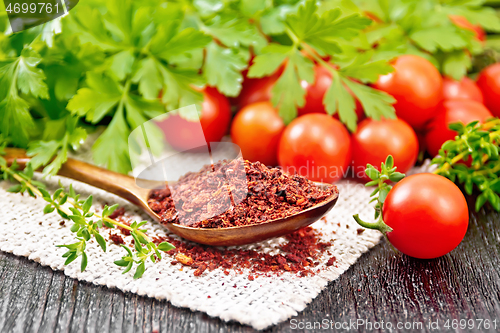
[
  {"x1": 271, "y1": 52, "x2": 315, "y2": 123},
  {"x1": 17, "y1": 48, "x2": 49, "y2": 99},
  {"x1": 343, "y1": 79, "x2": 396, "y2": 121},
  {"x1": 27, "y1": 116, "x2": 87, "y2": 177},
  {"x1": 442, "y1": 50, "x2": 472, "y2": 80},
  {"x1": 324, "y1": 73, "x2": 358, "y2": 131},
  {"x1": 410, "y1": 26, "x2": 468, "y2": 53},
  {"x1": 92, "y1": 107, "x2": 131, "y2": 174},
  {"x1": 204, "y1": 42, "x2": 248, "y2": 97}
]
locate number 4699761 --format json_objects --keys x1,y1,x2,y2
[
  {"x1": 444, "y1": 319, "x2": 497, "y2": 330},
  {"x1": 5, "y1": 2, "x2": 61, "y2": 14}
]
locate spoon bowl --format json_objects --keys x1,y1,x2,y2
[{"x1": 4, "y1": 148, "x2": 339, "y2": 246}]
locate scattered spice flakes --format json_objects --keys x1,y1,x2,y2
[
  {"x1": 109, "y1": 207, "x2": 126, "y2": 219},
  {"x1": 152, "y1": 226, "x2": 334, "y2": 278},
  {"x1": 175, "y1": 253, "x2": 194, "y2": 266},
  {"x1": 357, "y1": 228, "x2": 365, "y2": 235},
  {"x1": 109, "y1": 232, "x2": 125, "y2": 245},
  {"x1": 105, "y1": 203, "x2": 337, "y2": 278},
  {"x1": 148, "y1": 159, "x2": 338, "y2": 229},
  {"x1": 326, "y1": 257, "x2": 337, "y2": 266}
]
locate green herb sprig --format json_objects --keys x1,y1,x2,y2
[
  {"x1": 352, "y1": 155, "x2": 405, "y2": 233},
  {"x1": 432, "y1": 118, "x2": 500, "y2": 212},
  {"x1": 0, "y1": 142, "x2": 174, "y2": 278}
]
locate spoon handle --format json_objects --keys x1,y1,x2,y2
[{"x1": 3, "y1": 148, "x2": 150, "y2": 206}]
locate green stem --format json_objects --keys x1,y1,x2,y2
[
  {"x1": 5, "y1": 164, "x2": 151, "y2": 242},
  {"x1": 473, "y1": 163, "x2": 500, "y2": 176},
  {"x1": 300, "y1": 42, "x2": 338, "y2": 76},
  {"x1": 433, "y1": 150, "x2": 468, "y2": 174},
  {"x1": 353, "y1": 214, "x2": 393, "y2": 234},
  {"x1": 285, "y1": 26, "x2": 300, "y2": 48}
]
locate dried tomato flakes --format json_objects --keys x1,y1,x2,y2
[
  {"x1": 109, "y1": 232, "x2": 125, "y2": 245},
  {"x1": 150, "y1": 226, "x2": 334, "y2": 278},
  {"x1": 326, "y1": 257, "x2": 337, "y2": 266},
  {"x1": 148, "y1": 159, "x2": 337, "y2": 229}
]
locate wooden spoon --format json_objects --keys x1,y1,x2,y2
[{"x1": 4, "y1": 148, "x2": 339, "y2": 246}]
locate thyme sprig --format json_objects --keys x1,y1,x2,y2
[
  {"x1": 352, "y1": 155, "x2": 405, "y2": 234},
  {"x1": 432, "y1": 118, "x2": 500, "y2": 212},
  {"x1": 0, "y1": 142, "x2": 174, "y2": 278}
]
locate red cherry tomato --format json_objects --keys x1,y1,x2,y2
[
  {"x1": 158, "y1": 87, "x2": 231, "y2": 151},
  {"x1": 425, "y1": 99, "x2": 492, "y2": 157},
  {"x1": 297, "y1": 65, "x2": 364, "y2": 121},
  {"x1": 382, "y1": 174, "x2": 469, "y2": 259},
  {"x1": 449, "y1": 15, "x2": 486, "y2": 42},
  {"x1": 234, "y1": 71, "x2": 280, "y2": 109},
  {"x1": 373, "y1": 55, "x2": 443, "y2": 130},
  {"x1": 476, "y1": 63, "x2": 500, "y2": 118},
  {"x1": 351, "y1": 118, "x2": 419, "y2": 181},
  {"x1": 278, "y1": 114, "x2": 351, "y2": 183},
  {"x1": 443, "y1": 77, "x2": 483, "y2": 103},
  {"x1": 231, "y1": 102, "x2": 285, "y2": 166}
]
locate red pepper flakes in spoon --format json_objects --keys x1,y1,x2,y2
[{"x1": 148, "y1": 159, "x2": 337, "y2": 229}]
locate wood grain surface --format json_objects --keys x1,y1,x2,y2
[{"x1": 0, "y1": 206, "x2": 499, "y2": 333}]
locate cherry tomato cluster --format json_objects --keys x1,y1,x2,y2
[
  {"x1": 155, "y1": 15, "x2": 499, "y2": 260},
  {"x1": 162, "y1": 49, "x2": 500, "y2": 188},
  {"x1": 228, "y1": 56, "x2": 498, "y2": 185}
]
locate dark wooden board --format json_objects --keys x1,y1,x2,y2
[{"x1": 0, "y1": 207, "x2": 499, "y2": 333}]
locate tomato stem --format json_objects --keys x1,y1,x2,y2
[{"x1": 353, "y1": 214, "x2": 393, "y2": 234}]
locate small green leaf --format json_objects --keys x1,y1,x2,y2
[
  {"x1": 81, "y1": 229, "x2": 91, "y2": 241},
  {"x1": 114, "y1": 259, "x2": 129, "y2": 267},
  {"x1": 27, "y1": 188, "x2": 35, "y2": 198},
  {"x1": 43, "y1": 204, "x2": 55, "y2": 214},
  {"x1": 82, "y1": 196, "x2": 93, "y2": 213},
  {"x1": 158, "y1": 242, "x2": 175, "y2": 252},
  {"x1": 121, "y1": 245, "x2": 133, "y2": 256},
  {"x1": 57, "y1": 209, "x2": 69, "y2": 219},
  {"x1": 81, "y1": 252, "x2": 88, "y2": 272},
  {"x1": 104, "y1": 221, "x2": 115, "y2": 228},
  {"x1": 132, "y1": 233, "x2": 144, "y2": 252},
  {"x1": 7, "y1": 185, "x2": 22, "y2": 193},
  {"x1": 94, "y1": 232, "x2": 107, "y2": 252},
  {"x1": 476, "y1": 193, "x2": 488, "y2": 212},
  {"x1": 134, "y1": 262, "x2": 146, "y2": 279},
  {"x1": 59, "y1": 194, "x2": 68, "y2": 205},
  {"x1": 69, "y1": 215, "x2": 87, "y2": 225},
  {"x1": 38, "y1": 188, "x2": 51, "y2": 199},
  {"x1": 123, "y1": 261, "x2": 133, "y2": 274},
  {"x1": 69, "y1": 185, "x2": 76, "y2": 198},
  {"x1": 389, "y1": 172, "x2": 405, "y2": 182},
  {"x1": 64, "y1": 252, "x2": 78, "y2": 265},
  {"x1": 365, "y1": 168, "x2": 380, "y2": 181},
  {"x1": 464, "y1": 177, "x2": 473, "y2": 195},
  {"x1": 379, "y1": 187, "x2": 390, "y2": 203},
  {"x1": 385, "y1": 155, "x2": 394, "y2": 169}
]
